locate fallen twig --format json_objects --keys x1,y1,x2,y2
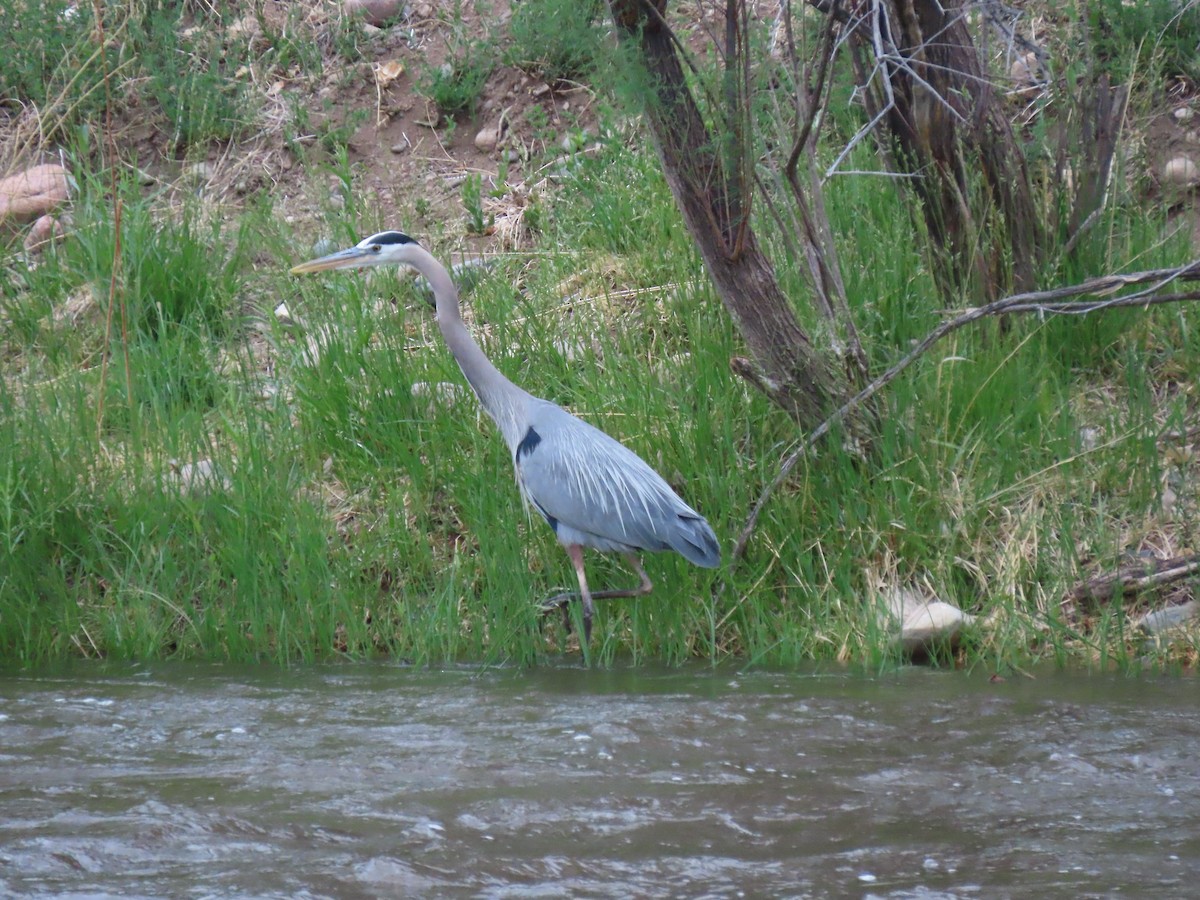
[
  {"x1": 1160, "y1": 424, "x2": 1200, "y2": 444},
  {"x1": 1063, "y1": 555, "x2": 1200, "y2": 608}
]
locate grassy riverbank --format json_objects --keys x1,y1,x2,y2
[{"x1": 3, "y1": 2, "x2": 1199, "y2": 668}]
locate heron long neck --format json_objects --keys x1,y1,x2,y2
[{"x1": 410, "y1": 246, "x2": 530, "y2": 450}]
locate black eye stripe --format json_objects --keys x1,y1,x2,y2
[{"x1": 365, "y1": 231, "x2": 416, "y2": 246}]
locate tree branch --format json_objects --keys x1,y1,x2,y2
[{"x1": 728, "y1": 260, "x2": 1200, "y2": 566}]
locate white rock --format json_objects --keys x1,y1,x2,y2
[
  {"x1": 1163, "y1": 156, "x2": 1199, "y2": 187},
  {"x1": 274, "y1": 302, "x2": 296, "y2": 326},
  {"x1": 1174, "y1": 107, "x2": 1194, "y2": 123},
  {"x1": 553, "y1": 337, "x2": 589, "y2": 362},
  {"x1": 411, "y1": 381, "x2": 467, "y2": 412},
  {"x1": 474, "y1": 125, "x2": 502, "y2": 152},
  {"x1": 167, "y1": 459, "x2": 231, "y2": 494},
  {"x1": 883, "y1": 586, "x2": 976, "y2": 654},
  {"x1": 185, "y1": 161, "x2": 215, "y2": 184},
  {"x1": 312, "y1": 238, "x2": 338, "y2": 257},
  {"x1": 227, "y1": 15, "x2": 261, "y2": 39}
]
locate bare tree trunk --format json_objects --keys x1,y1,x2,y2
[
  {"x1": 781, "y1": 2, "x2": 869, "y2": 383},
  {"x1": 608, "y1": 0, "x2": 848, "y2": 428},
  {"x1": 1058, "y1": 75, "x2": 1129, "y2": 255},
  {"x1": 847, "y1": 0, "x2": 1042, "y2": 301}
]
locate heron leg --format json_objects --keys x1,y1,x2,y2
[
  {"x1": 618, "y1": 552, "x2": 654, "y2": 597},
  {"x1": 576, "y1": 553, "x2": 653, "y2": 601},
  {"x1": 566, "y1": 543, "x2": 593, "y2": 644},
  {"x1": 539, "y1": 552, "x2": 654, "y2": 641}
]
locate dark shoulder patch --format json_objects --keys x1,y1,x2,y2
[
  {"x1": 368, "y1": 231, "x2": 417, "y2": 246},
  {"x1": 516, "y1": 426, "x2": 542, "y2": 461}
]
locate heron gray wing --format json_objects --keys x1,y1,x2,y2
[{"x1": 514, "y1": 401, "x2": 720, "y2": 566}]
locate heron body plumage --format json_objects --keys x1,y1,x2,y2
[
  {"x1": 514, "y1": 401, "x2": 720, "y2": 567},
  {"x1": 291, "y1": 231, "x2": 720, "y2": 644}
]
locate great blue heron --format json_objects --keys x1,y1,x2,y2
[{"x1": 291, "y1": 231, "x2": 720, "y2": 643}]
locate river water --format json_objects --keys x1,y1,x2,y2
[{"x1": 0, "y1": 662, "x2": 1196, "y2": 898}]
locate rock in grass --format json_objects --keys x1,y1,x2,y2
[
  {"x1": 344, "y1": 0, "x2": 408, "y2": 26},
  {"x1": 474, "y1": 126, "x2": 499, "y2": 152},
  {"x1": 167, "y1": 459, "x2": 231, "y2": 494},
  {"x1": 1163, "y1": 157, "x2": 1199, "y2": 188},
  {"x1": 411, "y1": 381, "x2": 467, "y2": 412},
  {"x1": 23, "y1": 214, "x2": 64, "y2": 252},
  {"x1": 185, "y1": 161, "x2": 215, "y2": 185},
  {"x1": 312, "y1": 237, "x2": 338, "y2": 258},
  {"x1": 1009, "y1": 51, "x2": 1041, "y2": 99},
  {"x1": 1136, "y1": 601, "x2": 1199, "y2": 637},
  {"x1": 0, "y1": 164, "x2": 71, "y2": 227},
  {"x1": 474, "y1": 121, "x2": 506, "y2": 152},
  {"x1": 273, "y1": 302, "x2": 297, "y2": 327},
  {"x1": 883, "y1": 585, "x2": 976, "y2": 655}
]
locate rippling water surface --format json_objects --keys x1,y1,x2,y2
[{"x1": 1, "y1": 662, "x2": 1197, "y2": 898}]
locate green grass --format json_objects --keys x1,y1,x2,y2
[
  {"x1": 3, "y1": 129, "x2": 1196, "y2": 668},
  {"x1": 2, "y1": 5, "x2": 1199, "y2": 669},
  {"x1": 0, "y1": 2, "x2": 261, "y2": 151},
  {"x1": 1084, "y1": 0, "x2": 1200, "y2": 85},
  {"x1": 504, "y1": 0, "x2": 607, "y2": 83},
  {"x1": 0, "y1": 1, "x2": 112, "y2": 129},
  {"x1": 415, "y1": 2, "x2": 497, "y2": 116}
]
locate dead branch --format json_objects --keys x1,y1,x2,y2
[
  {"x1": 785, "y1": 2, "x2": 839, "y2": 177},
  {"x1": 1063, "y1": 555, "x2": 1200, "y2": 608},
  {"x1": 729, "y1": 259, "x2": 1200, "y2": 566},
  {"x1": 980, "y1": 0, "x2": 1048, "y2": 70}
]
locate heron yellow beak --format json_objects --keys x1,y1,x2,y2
[{"x1": 289, "y1": 246, "x2": 374, "y2": 275}]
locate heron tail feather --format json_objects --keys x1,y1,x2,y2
[{"x1": 672, "y1": 514, "x2": 721, "y2": 568}]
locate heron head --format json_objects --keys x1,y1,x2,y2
[{"x1": 290, "y1": 230, "x2": 421, "y2": 274}]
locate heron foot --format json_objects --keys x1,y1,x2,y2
[
  {"x1": 538, "y1": 591, "x2": 581, "y2": 636},
  {"x1": 537, "y1": 592, "x2": 594, "y2": 644}
]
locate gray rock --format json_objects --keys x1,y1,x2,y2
[
  {"x1": 312, "y1": 237, "x2": 338, "y2": 257},
  {"x1": 1136, "y1": 601, "x2": 1199, "y2": 636},
  {"x1": 344, "y1": 0, "x2": 408, "y2": 27}
]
